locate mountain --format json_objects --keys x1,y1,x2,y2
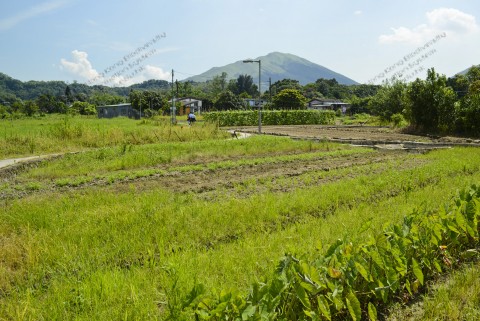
[
  {"x1": 456, "y1": 64, "x2": 480, "y2": 76},
  {"x1": 184, "y1": 52, "x2": 358, "y2": 86}
]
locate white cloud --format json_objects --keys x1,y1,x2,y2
[
  {"x1": 354, "y1": 10, "x2": 362, "y2": 16},
  {"x1": 379, "y1": 8, "x2": 479, "y2": 45},
  {"x1": 427, "y1": 8, "x2": 479, "y2": 34},
  {"x1": 143, "y1": 65, "x2": 171, "y2": 80},
  {"x1": 60, "y1": 50, "x2": 100, "y2": 80},
  {"x1": 60, "y1": 50, "x2": 171, "y2": 87},
  {"x1": 0, "y1": 0, "x2": 69, "y2": 31}
]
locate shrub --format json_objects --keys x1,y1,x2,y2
[{"x1": 204, "y1": 110, "x2": 335, "y2": 127}]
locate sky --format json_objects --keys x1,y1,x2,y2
[{"x1": 0, "y1": 0, "x2": 479, "y2": 86}]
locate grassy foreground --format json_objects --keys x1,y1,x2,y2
[{"x1": 0, "y1": 122, "x2": 479, "y2": 319}]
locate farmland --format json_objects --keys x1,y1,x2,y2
[{"x1": 1, "y1": 117, "x2": 480, "y2": 320}]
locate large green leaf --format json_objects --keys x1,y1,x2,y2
[
  {"x1": 368, "y1": 302, "x2": 378, "y2": 321},
  {"x1": 455, "y1": 208, "x2": 467, "y2": 232},
  {"x1": 354, "y1": 261, "x2": 371, "y2": 282},
  {"x1": 412, "y1": 258, "x2": 424, "y2": 285},
  {"x1": 294, "y1": 282, "x2": 311, "y2": 309},
  {"x1": 241, "y1": 305, "x2": 256, "y2": 320},
  {"x1": 317, "y1": 295, "x2": 331, "y2": 321},
  {"x1": 346, "y1": 292, "x2": 362, "y2": 321}
]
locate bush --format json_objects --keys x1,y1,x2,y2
[
  {"x1": 204, "y1": 110, "x2": 335, "y2": 127},
  {"x1": 391, "y1": 113, "x2": 407, "y2": 128}
]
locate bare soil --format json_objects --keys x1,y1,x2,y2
[{"x1": 229, "y1": 125, "x2": 480, "y2": 146}]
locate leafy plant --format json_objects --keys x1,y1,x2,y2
[{"x1": 184, "y1": 184, "x2": 480, "y2": 320}]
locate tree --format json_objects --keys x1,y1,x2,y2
[
  {"x1": 89, "y1": 92, "x2": 125, "y2": 106},
  {"x1": 447, "y1": 74, "x2": 469, "y2": 99},
  {"x1": 23, "y1": 100, "x2": 39, "y2": 116},
  {"x1": 11, "y1": 100, "x2": 23, "y2": 113},
  {"x1": 71, "y1": 101, "x2": 96, "y2": 115},
  {"x1": 302, "y1": 83, "x2": 322, "y2": 99},
  {"x1": 213, "y1": 90, "x2": 244, "y2": 111},
  {"x1": 65, "y1": 85, "x2": 73, "y2": 104},
  {"x1": 368, "y1": 80, "x2": 408, "y2": 121},
  {"x1": 272, "y1": 79, "x2": 302, "y2": 92},
  {"x1": 128, "y1": 90, "x2": 168, "y2": 114},
  {"x1": 407, "y1": 68, "x2": 456, "y2": 133},
  {"x1": 229, "y1": 74, "x2": 257, "y2": 96},
  {"x1": 465, "y1": 65, "x2": 480, "y2": 83},
  {"x1": 272, "y1": 89, "x2": 307, "y2": 110},
  {"x1": 36, "y1": 93, "x2": 66, "y2": 114},
  {"x1": 349, "y1": 96, "x2": 372, "y2": 114},
  {"x1": 208, "y1": 72, "x2": 228, "y2": 97},
  {"x1": 0, "y1": 104, "x2": 7, "y2": 118},
  {"x1": 455, "y1": 79, "x2": 480, "y2": 136}
]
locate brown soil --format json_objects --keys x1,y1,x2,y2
[{"x1": 229, "y1": 125, "x2": 480, "y2": 146}]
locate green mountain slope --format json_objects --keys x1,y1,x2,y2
[
  {"x1": 456, "y1": 64, "x2": 480, "y2": 76},
  {"x1": 184, "y1": 52, "x2": 358, "y2": 85}
]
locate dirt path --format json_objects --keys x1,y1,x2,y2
[{"x1": 0, "y1": 156, "x2": 46, "y2": 169}]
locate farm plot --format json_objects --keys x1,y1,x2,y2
[
  {"x1": 1, "y1": 133, "x2": 480, "y2": 320},
  {"x1": 230, "y1": 124, "x2": 480, "y2": 146}
]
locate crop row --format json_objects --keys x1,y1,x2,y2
[{"x1": 183, "y1": 184, "x2": 480, "y2": 320}]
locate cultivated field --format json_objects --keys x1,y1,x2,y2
[
  {"x1": 231, "y1": 125, "x2": 480, "y2": 146},
  {"x1": 1, "y1": 117, "x2": 479, "y2": 320}
]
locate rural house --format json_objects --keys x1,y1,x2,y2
[
  {"x1": 168, "y1": 97, "x2": 203, "y2": 115},
  {"x1": 306, "y1": 99, "x2": 350, "y2": 114}
]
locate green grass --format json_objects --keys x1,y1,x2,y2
[
  {"x1": 0, "y1": 114, "x2": 229, "y2": 158},
  {"x1": 338, "y1": 113, "x2": 382, "y2": 126},
  {"x1": 388, "y1": 262, "x2": 480, "y2": 320},
  {"x1": 1, "y1": 132, "x2": 480, "y2": 320}
]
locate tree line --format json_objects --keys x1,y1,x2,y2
[
  {"x1": 353, "y1": 66, "x2": 480, "y2": 136},
  {"x1": 1, "y1": 66, "x2": 479, "y2": 137},
  {"x1": 0, "y1": 71, "x2": 378, "y2": 118}
]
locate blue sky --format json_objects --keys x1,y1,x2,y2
[{"x1": 0, "y1": 0, "x2": 479, "y2": 86}]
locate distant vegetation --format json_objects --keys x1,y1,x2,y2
[{"x1": 1, "y1": 64, "x2": 479, "y2": 136}]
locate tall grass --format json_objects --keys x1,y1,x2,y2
[{"x1": 0, "y1": 114, "x2": 229, "y2": 158}]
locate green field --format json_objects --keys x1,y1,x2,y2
[
  {"x1": 0, "y1": 115, "x2": 221, "y2": 159},
  {"x1": 1, "y1": 116, "x2": 479, "y2": 320}
]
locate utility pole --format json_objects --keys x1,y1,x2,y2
[
  {"x1": 269, "y1": 77, "x2": 272, "y2": 104},
  {"x1": 171, "y1": 69, "x2": 176, "y2": 124}
]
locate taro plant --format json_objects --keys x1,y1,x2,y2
[{"x1": 181, "y1": 184, "x2": 480, "y2": 320}]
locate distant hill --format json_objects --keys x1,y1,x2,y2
[
  {"x1": 0, "y1": 72, "x2": 170, "y2": 102},
  {"x1": 456, "y1": 64, "x2": 480, "y2": 76},
  {"x1": 184, "y1": 52, "x2": 358, "y2": 86}
]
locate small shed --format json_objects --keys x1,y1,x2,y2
[
  {"x1": 97, "y1": 103, "x2": 141, "y2": 119},
  {"x1": 306, "y1": 99, "x2": 350, "y2": 113}
]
